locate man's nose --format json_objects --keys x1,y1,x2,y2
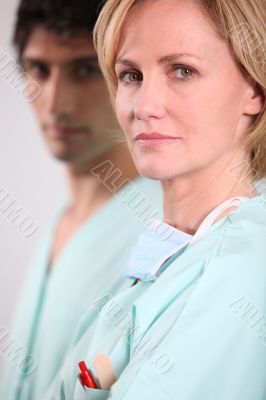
[{"x1": 44, "y1": 70, "x2": 73, "y2": 115}]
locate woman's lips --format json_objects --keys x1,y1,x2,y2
[{"x1": 135, "y1": 132, "x2": 179, "y2": 147}]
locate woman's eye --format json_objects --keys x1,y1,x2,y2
[
  {"x1": 174, "y1": 66, "x2": 195, "y2": 80},
  {"x1": 118, "y1": 71, "x2": 142, "y2": 84}
]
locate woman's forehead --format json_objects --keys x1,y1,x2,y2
[
  {"x1": 118, "y1": 1, "x2": 223, "y2": 50},
  {"x1": 116, "y1": 0, "x2": 225, "y2": 66}
]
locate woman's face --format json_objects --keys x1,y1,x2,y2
[{"x1": 115, "y1": 0, "x2": 259, "y2": 181}]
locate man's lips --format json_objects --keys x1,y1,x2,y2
[
  {"x1": 45, "y1": 125, "x2": 87, "y2": 138},
  {"x1": 134, "y1": 132, "x2": 179, "y2": 146}
]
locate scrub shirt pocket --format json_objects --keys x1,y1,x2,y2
[{"x1": 74, "y1": 386, "x2": 110, "y2": 400}]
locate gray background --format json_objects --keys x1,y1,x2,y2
[{"x1": 0, "y1": 0, "x2": 67, "y2": 382}]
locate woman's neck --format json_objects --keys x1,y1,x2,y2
[{"x1": 161, "y1": 151, "x2": 257, "y2": 234}]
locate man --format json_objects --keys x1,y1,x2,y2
[{"x1": 1, "y1": 1, "x2": 162, "y2": 399}]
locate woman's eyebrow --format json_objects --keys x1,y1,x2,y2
[
  {"x1": 115, "y1": 53, "x2": 203, "y2": 68},
  {"x1": 115, "y1": 58, "x2": 139, "y2": 68},
  {"x1": 159, "y1": 53, "x2": 203, "y2": 64}
]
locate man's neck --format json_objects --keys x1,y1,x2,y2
[{"x1": 64, "y1": 143, "x2": 138, "y2": 222}]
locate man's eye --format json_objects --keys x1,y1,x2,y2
[
  {"x1": 174, "y1": 66, "x2": 195, "y2": 80},
  {"x1": 25, "y1": 62, "x2": 50, "y2": 78},
  {"x1": 118, "y1": 71, "x2": 142, "y2": 84},
  {"x1": 73, "y1": 65, "x2": 100, "y2": 79}
]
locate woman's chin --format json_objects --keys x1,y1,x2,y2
[
  {"x1": 136, "y1": 164, "x2": 168, "y2": 181},
  {"x1": 136, "y1": 162, "x2": 188, "y2": 181},
  {"x1": 132, "y1": 151, "x2": 180, "y2": 181}
]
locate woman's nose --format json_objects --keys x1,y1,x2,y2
[{"x1": 133, "y1": 79, "x2": 166, "y2": 121}]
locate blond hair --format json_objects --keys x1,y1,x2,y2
[{"x1": 94, "y1": 0, "x2": 266, "y2": 179}]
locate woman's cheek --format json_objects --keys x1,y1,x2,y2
[
  {"x1": 116, "y1": 98, "x2": 131, "y2": 130},
  {"x1": 115, "y1": 91, "x2": 125, "y2": 121}
]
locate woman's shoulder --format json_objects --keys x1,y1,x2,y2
[
  {"x1": 216, "y1": 194, "x2": 266, "y2": 259},
  {"x1": 201, "y1": 195, "x2": 266, "y2": 298}
]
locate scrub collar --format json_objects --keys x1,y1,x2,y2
[{"x1": 125, "y1": 196, "x2": 249, "y2": 282}]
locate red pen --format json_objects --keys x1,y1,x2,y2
[{"x1": 78, "y1": 361, "x2": 98, "y2": 389}]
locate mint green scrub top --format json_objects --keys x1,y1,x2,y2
[
  {"x1": 41, "y1": 194, "x2": 266, "y2": 400},
  {"x1": 1, "y1": 176, "x2": 162, "y2": 400}
]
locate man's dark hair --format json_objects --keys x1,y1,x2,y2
[{"x1": 13, "y1": 0, "x2": 105, "y2": 58}]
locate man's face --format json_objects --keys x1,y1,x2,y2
[{"x1": 22, "y1": 27, "x2": 118, "y2": 165}]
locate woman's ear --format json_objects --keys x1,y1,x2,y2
[{"x1": 244, "y1": 80, "x2": 265, "y2": 116}]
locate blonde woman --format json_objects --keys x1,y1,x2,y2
[{"x1": 42, "y1": 0, "x2": 266, "y2": 399}]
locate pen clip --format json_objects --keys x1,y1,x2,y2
[{"x1": 78, "y1": 360, "x2": 98, "y2": 389}]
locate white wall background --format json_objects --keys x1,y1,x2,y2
[{"x1": 0, "y1": 0, "x2": 67, "y2": 382}]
